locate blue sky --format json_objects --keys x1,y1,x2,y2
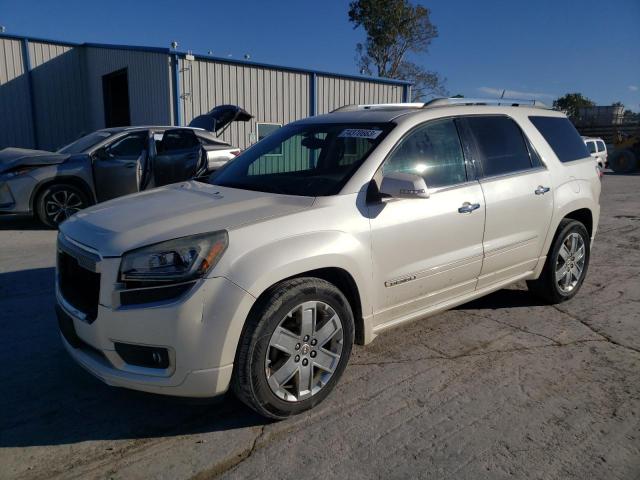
[{"x1": 1, "y1": 0, "x2": 638, "y2": 110}]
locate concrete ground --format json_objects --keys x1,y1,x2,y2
[{"x1": 1, "y1": 173, "x2": 639, "y2": 480}]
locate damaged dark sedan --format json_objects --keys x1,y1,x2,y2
[{"x1": 0, "y1": 105, "x2": 251, "y2": 227}]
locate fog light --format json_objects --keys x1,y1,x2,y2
[{"x1": 114, "y1": 342, "x2": 170, "y2": 369}]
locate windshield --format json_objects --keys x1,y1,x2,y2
[
  {"x1": 57, "y1": 131, "x2": 114, "y2": 154},
  {"x1": 211, "y1": 123, "x2": 392, "y2": 196}
]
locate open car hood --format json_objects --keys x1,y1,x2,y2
[
  {"x1": 0, "y1": 147, "x2": 70, "y2": 173},
  {"x1": 188, "y1": 105, "x2": 253, "y2": 135}
]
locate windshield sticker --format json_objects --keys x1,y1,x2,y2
[{"x1": 338, "y1": 128, "x2": 383, "y2": 139}]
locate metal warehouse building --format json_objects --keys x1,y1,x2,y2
[{"x1": 0, "y1": 33, "x2": 411, "y2": 151}]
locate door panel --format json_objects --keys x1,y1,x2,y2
[
  {"x1": 93, "y1": 131, "x2": 148, "y2": 202},
  {"x1": 462, "y1": 115, "x2": 554, "y2": 288},
  {"x1": 368, "y1": 118, "x2": 485, "y2": 327},
  {"x1": 153, "y1": 129, "x2": 202, "y2": 187},
  {"x1": 477, "y1": 169, "x2": 553, "y2": 288},
  {"x1": 369, "y1": 184, "x2": 485, "y2": 326}
]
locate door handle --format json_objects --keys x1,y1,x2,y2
[
  {"x1": 458, "y1": 202, "x2": 480, "y2": 213},
  {"x1": 535, "y1": 185, "x2": 550, "y2": 195}
]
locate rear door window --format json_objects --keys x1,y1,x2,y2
[
  {"x1": 597, "y1": 141, "x2": 606, "y2": 152},
  {"x1": 586, "y1": 141, "x2": 596, "y2": 154},
  {"x1": 465, "y1": 116, "x2": 533, "y2": 177},
  {"x1": 158, "y1": 129, "x2": 200, "y2": 154},
  {"x1": 529, "y1": 116, "x2": 589, "y2": 162}
]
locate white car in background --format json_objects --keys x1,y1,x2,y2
[
  {"x1": 583, "y1": 136, "x2": 608, "y2": 169},
  {"x1": 55, "y1": 98, "x2": 600, "y2": 419}
]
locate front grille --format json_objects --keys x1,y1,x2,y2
[{"x1": 58, "y1": 249, "x2": 100, "y2": 322}]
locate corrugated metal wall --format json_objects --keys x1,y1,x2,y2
[
  {"x1": 28, "y1": 41, "x2": 89, "y2": 150},
  {"x1": 178, "y1": 58, "x2": 310, "y2": 150},
  {"x1": 0, "y1": 38, "x2": 34, "y2": 149},
  {"x1": 316, "y1": 75, "x2": 404, "y2": 114},
  {"x1": 0, "y1": 34, "x2": 409, "y2": 153},
  {"x1": 84, "y1": 47, "x2": 173, "y2": 131}
]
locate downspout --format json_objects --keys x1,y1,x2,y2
[
  {"x1": 309, "y1": 72, "x2": 317, "y2": 116},
  {"x1": 21, "y1": 38, "x2": 39, "y2": 149},
  {"x1": 171, "y1": 53, "x2": 182, "y2": 126},
  {"x1": 402, "y1": 84, "x2": 409, "y2": 103}
]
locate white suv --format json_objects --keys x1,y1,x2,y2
[
  {"x1": 583, "y1": 136, "x2": 608, "y2": 169},
  {"x1": 55, "y1": 98, "x2": 600, "y2": 418}
]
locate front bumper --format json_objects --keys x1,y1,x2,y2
[
  {"x1": 56, "y1": 248, "x2": 256, "y2": 398},
  {"x1": 0, "y1": 174, "x2": 37, "y2": 214}
]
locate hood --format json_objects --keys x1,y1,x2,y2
[
  {"x1": 0, "y1": 147, "x2": 70, "y2": 173},
  {"x1": 188, "y1": 105, "x2": 252, "y2": 135},
  {"x1": 60, "y1": 181, "x2": 314, "y2": 257}
]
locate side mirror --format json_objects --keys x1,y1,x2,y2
[{"x1": 379, "y1": 172, "x2": 429, "y2": 199}]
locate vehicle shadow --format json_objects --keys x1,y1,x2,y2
[
  {"x1": 603, "y1": 171, "x2": 640, "y2": 176},
  {"x1": 455, "y1": 286, "x2": 547, "y2": 310},
  {"x1": 0, "y1": 215, "x2": 50, "y2": 231},
  {"x1": 0, "y1": 267, "x2": 268, "y2": 449}
]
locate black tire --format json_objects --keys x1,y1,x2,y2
[
  {"x1": 232, "y1": 277, "x2": 354, "y2": 419},
  {"x1": 608, "y1": 149, "x2": 638, "y2": 173},
  {"x1": 527, "y1": 219, "x2": 590, "y2": 304},
  {"x1": 36, "y1": 183, "x2": 90, "y2": 228}
]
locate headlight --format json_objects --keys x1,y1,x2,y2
[
  {"x1": 120, "y1": 231, "x2": 228, "y2": 283},
  {"x1": 0, "y1": 165, "x2": 39, "y2": 179}
]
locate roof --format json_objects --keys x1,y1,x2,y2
[
  {"x1": 0, "y1": 32, "x2": 411, "y2": 87},
  {"x1": 296, "y1": 98, "x2": 561, "y2": 125}
]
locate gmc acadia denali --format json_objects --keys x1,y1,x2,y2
[{"x1": 55, "y1": 98, "x2": 600, "y2": 418}]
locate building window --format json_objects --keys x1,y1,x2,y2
[{"x1": 257, "y1": 123, "x2": 282, "y2": 155}]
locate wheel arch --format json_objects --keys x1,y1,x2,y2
[
  {"x1": 253, "y1": 267, "x2": 366, "y2": 345},
  {"x1": 564, "y1": 208, "x2": 593, "y2": 238},
  {"x1": 220, "y1": 230, "x2": 373, "y2": 346},
  {"x1": 30, "y1": 175, "x2": 96, "y2": 212}
]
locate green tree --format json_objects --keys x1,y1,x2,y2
[
  {"x1": 348, "y1": 0, "x2": 447, "y2": 100},
  {"x1": 552, "y1": 93, "x2": 595, "y2": 120}
]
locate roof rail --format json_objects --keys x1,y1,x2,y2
[
  {"x1": 331, "y1": 103, "x2": 425, "y2": 113},
  {"x1": 424, "y1": 97, "x2": 549, "y2": 108}
]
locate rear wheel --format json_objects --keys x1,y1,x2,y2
[
  {"x1": 608, "y1": 149, "x2": 638, "y2": 173},
  {"x1": 527, "y1": 219, "x2": 590, "y2": 304},
  {"x1": 232, "y1": 278, "x2": 354, "y2": 419},
  {"x1": 36, "y1": 183, "x2": 89, "y2": 228}
]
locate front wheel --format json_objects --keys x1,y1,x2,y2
[
  {"x1": 527, "y1": 219, "x2": 590, "y2": 304},
  {"x1": 36, "y1": 183, "x2": 89, "y2": 228},
  {"x1": 232, "y1": 278, "x2": 354, "y2": 419}
]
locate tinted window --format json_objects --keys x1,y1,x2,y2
[
  {"x1": 529, "y1": 116, "x2": 589, "y2": 162},
  {"x1": 212, "y1": 123, "x2": 392, "y2": 196},
  {"x1": 107, "y1": 132, "x2": 147, "y2": 158},
  {"x1": 159, "y1": 130, "x2": 200, "y2": 153},
  {"x1": 257, "y1": 123, "x2": 282, "y2": 155},
  {"x1": 383, "y1": 119, "x2": 467, "y2": 189},
  {"x1": 597, "y1": 141, "x2": 606, "y2": 152},
  {"x1": 524, "y1": 135, "x2": 544, "y2": 168},
  {"x1": 466, "y1": 116, "x2": 532, "y2": 176},
  {"x1": 586, "y1": 141, "x2": 596, "y2": 154}
]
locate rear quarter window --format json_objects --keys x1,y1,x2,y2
[{"x1": 529, "y1": 116, "x2": 590, "y2": 163}]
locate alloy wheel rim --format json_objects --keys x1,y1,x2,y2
[
  {"x1": 45, "y1": 190, "x2": 84, "y2": 224},
  {"x1": 555, "y1": 232, "x2": 586, "y2": 294},
  {"x1": 265, "y1": 300, "x2": 343, "y2": 402}
]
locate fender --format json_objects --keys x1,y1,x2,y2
[
  {"x1": 221, "y1": 230, "x2": 373, "y2": 321},
  {"x1": 533, "y1": 178, "x2": 599, "y2": 277},
  {"x1": 29, "y1": 174, "x2": 97, "y2": 212}
]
